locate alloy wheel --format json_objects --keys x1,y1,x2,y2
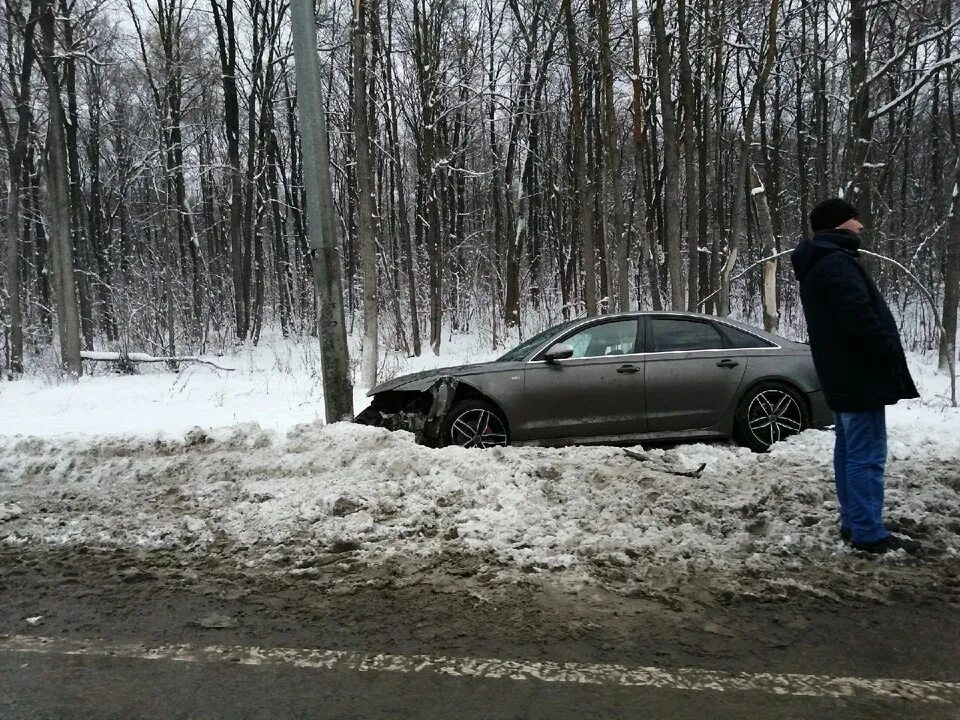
[
  {"x1": 746, "y1": 389, "x2": 803, "y2": 448},
  {"x1": 449, "y1": 409, "x2": 508, "y2": 448}
]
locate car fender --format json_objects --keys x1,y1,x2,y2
[
  {"x1": 732, "y1": 353, "x2": 823, "y2": 426},
  {"x1": 739, "y1": 351, "x2": 821, "y2": 394},
  {"x1": 448, "y1": 374, "x2": 521, "y2": 432}
]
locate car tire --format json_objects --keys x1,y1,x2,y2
[
  {"x1": 733, "y1": 382, "x2": 809, "y2": 453},
  {"x1": 441, "y1": 398, "x2": 510, "y2": 449}
]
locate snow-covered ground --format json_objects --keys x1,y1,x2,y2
[
  {"x1": 1, "y1": 330, "x2": 955, "y2": 441},
  {"x1": 0, "y1": 333, "x2": 498, "y2": 437},
  {"x1": 0, "y1": 333, "x2": 958, "y2": 601}
]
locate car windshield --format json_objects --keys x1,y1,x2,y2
[{"x1": 495, "y1": 319, "x2": 582, "y2": 362}]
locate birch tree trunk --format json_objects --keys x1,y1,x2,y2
[
  {"x1": 353, "y1": 0, "x2": 379, "y2": 387},
  {"x1": 752, "y1": 163, "x2": 780, "y2": 332}
]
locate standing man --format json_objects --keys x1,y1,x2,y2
[{"x1": 791, "y1": 198, "x2": 921, "y2": 555}]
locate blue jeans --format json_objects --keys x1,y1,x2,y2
[{"x1": 834, "y1": 410, "x2": 890, "y2": 544}]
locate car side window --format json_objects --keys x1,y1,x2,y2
[
  {"x1": 650, "y1": 318, "x2": 723, "y2": 352},
  {"x1": 719, "y1": 324, "x2": 776, "y2": 348},
  {"x1": 562, "y1": 320, "x2": 639, "y2": 359}
]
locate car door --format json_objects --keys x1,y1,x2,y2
[
  {"x1": 520, "y1": 318, "x2": 647, "y2": 441},
  {"x1": 643, "y1": 316, "x2": 747, "y2": 432}
]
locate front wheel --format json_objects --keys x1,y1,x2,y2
[
  {"x1": 734, "y1": 382, "x2": 808, "y2": 452},
  {"x1": 441, "y1": 399, "x2": 509, "y2": 449}
]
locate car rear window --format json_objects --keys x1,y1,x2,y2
[
  {"x1": 719, "y1": 324, "x2": 777, "y2": 348},
  {"x1": 650, "y1": 318, "x2": 723, "y2": 352}
]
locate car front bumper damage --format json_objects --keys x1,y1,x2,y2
[{"x1": 355, "y1": 377, "x2": 460, "y2": 447}]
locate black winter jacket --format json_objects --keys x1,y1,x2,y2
[{"x1": 791, "y1": 230, "x2": 918, "y2": 412}]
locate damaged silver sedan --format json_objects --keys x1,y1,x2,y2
[{"x1": 355, "y1": 312, "x2": 832, "y2": 452}]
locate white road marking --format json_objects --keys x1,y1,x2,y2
[{"x1": 1, "y1": 634, "x2": 958, "y2": 704}]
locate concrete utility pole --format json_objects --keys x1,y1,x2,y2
[{"x1": 290, "y1": 0, "x2": 354, "y2": 422}]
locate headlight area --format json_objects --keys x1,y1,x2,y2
[{"x1": 354, "y1": 377, "x2": 460, "y2": 447}]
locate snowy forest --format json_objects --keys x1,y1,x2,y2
[{"x1": 0, "y1": 0, "x2": 958, "y2": 392}]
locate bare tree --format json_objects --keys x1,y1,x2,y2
[
  {"x1": 596, "y1": 0, "x2": 628, "y2": 312},
  {"x1": 652, "y1": 0, "x2": 684, "y2": 310},
  {"x1": 718, "y1": 0, "x2": 779, "y2": 319},
  {"x1": 564, "y1": 0, "x2": 596, "y2": 316},
  {"x1": 1, "y1": 0, "x2": 38, "y2": 375},
  {"x1": 630, "y1": 0, "x2": 659, "y2": 310},
  {"x1": 353, "y1": 0, "x2": 379, "y2": 386},
  {"x1": 676, "y1": 0, "x2": 699, "y2": 312},
  {"x1": 35, "y1": 0, "x2": 82, "y2": 375},
  {"x1": 210, "y1": 0, "x2": 246, "y2": 341},
  {"x1": 0, "y1": 0, "x2": 957, "y2": 389},
  {"x1": 381, "y1": 0, "x2": 420, "y2": 355}
]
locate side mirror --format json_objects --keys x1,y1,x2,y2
[{"x1": 543, "y1": 343, "x2": 574, "y2": 364}]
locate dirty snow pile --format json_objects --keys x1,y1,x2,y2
[{"x1": 1, "y1": 416, "x2": 958, "y2": 598}]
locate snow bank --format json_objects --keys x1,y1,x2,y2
[
  {"x1": 1, "y1": 336, "x2": 957, "y2": 598},
  {"x1": 1, "y1": 419, "x2": 957, "y2": 599}
]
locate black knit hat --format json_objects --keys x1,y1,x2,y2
[{"x1": 809, "y1": 198, "x2": 860, "y2": 232}]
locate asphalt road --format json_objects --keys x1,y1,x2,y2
[
  {"x1": 2, "y1": 647, "x2": 944, "y2": 720},
  {"x1": 2, "y1": 544, "x2": 959, "y2": 719}
]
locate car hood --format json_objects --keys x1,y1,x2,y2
[{"x1": 368, "y1": 361, "x2": 521, "y2": 396}]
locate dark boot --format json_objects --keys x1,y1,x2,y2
[
  {"x1": 840, "y1": 524, "x2": 893, "y2": 542},
  {"x1": 852, "y1": 535, "x2": 922, "y2": 555}
]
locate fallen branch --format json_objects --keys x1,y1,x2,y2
[
  {"x1": 623, "y1": 448, "x2": 706, "y2": 478},
  {"x1": 80, "y1": 351, "x2": 235, "y2": 372}
]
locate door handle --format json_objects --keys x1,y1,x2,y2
[
  {"x1": 716, "y1": 358, "x2": 740, "y2": 369},
  {"x1": 617, "y1": 364, "x2": 640, "y2": 374}
]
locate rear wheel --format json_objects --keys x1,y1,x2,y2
[
  {"x1": 441, "y1": 399, "x2": 509, "y2": 449},
  {"x1": 734, "y1": 382, "x2": 808, "y2": 452}
]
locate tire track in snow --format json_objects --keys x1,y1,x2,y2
[{"x1": 2, "y1": 634, "x2": 957, "y2": 705}]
